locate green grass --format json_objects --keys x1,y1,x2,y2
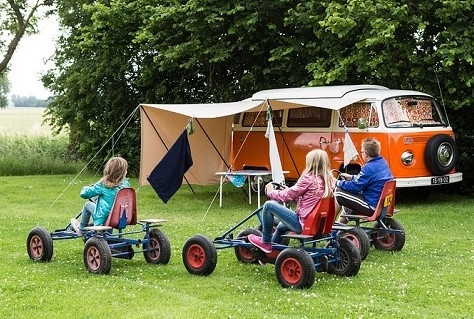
[
  {"x1": 0, "y1": 175, "x2": 472, "y2": 318},
  {"x1": 0, "y1": 107, "x2": 84, "y2": 175}
]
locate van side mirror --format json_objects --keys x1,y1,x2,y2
[{"x1": 357, "y1": 118, "x2": 367, "y2": 129}]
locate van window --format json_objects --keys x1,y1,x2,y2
[
  {"x1": 242, "y1": 110, "x2": 284, "y2": 127},
  {"x1": 287, "y1": 107, "x2": 332, "y2": 127},
  {"x1": 339, "y1": 103, "x2": 379, "y2": 127},
  {"x1": 382, "y1": 97, "x2": 446, "y2": 127}
]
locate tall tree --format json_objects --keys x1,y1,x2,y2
[
  {"x1": 44, "y1": 0, "x2": 473, "y2": 192},
  {"x1": 0, "y1": 0, "x2": 53, "y2": 74}
]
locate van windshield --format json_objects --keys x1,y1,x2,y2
[{"x1": 382, "y1": 97, "x2": 448, "y2": 128}]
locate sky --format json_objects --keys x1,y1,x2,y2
[{"x1": 8, "y1": 14, "x2": 58, "y2": 100}]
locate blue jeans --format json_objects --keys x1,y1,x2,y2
[
  {"x1": 261, "y1": 200, "x2": 302, "y2": 244},
  {"x1": 79, "y1": 201, "x2": 96, "y2": 229}
]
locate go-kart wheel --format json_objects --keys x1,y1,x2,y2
[
  {"x1": 327, "y1": 237, "x2": 361, "y2": 277},
  {"x1": 83, "y1": 237, "x2": 112, "y2": 274},
  {"x1": 338, "y1": 227, "x2": 370, "y2": 261},
  {"x1": 275, "y1": 248, "x2": 315, "y2": 289},
  {"x1": 27, "y1": 227, "x2": 53, "y2": 262},
  {"x1": 143, "y1": 229, "x2": 171, "y2": 264},
  {"x1": 182, "y1": 235, "x2": 217, "y2": 276},
  {"x1": 234, "y1": 228, "x2": 262, "y2": 264},
  {"x1": 371, "y1": 218, "x2": 405, "y2": 251}
]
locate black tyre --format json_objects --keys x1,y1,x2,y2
[
  {"x1": 424, "y1": 134, "x2": 458, "y2": 175},
  {"x1": 275, "y1": 248, "x2": 315, "y2": 289},
  {"x1": 143, "y1": 229, "x2": 171, "y2": 264},
  {"x1": 234, "y1": 228, "x2": 261, "y2": 264},
  {"x1": 26, "y1": 227, "x2": 53, "y2": 262},
  {"x1": 338, "y1": 227, "x2": 370, "y2": 261},
  {"x1": 372, "y1": 218, "x2": 405, "y2": 251},
  {"x1": 182, "y1": 235, "x2": 217, "y2": 276},
  {"x1": 83, "y1": 237, "x2": 112, "y2": 274},
  {"x1": 327, "y1": 237, "x2": 361, "y2": 277}
]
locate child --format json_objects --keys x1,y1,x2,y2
[
  {"x1": 71, "y1": 156, "x2": 130, "y2": 235},
  {"x1": 248, "y1": 149, "x2": 334, "y2": 253}
]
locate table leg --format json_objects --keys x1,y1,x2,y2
[
  {"x1": 257, "y1": 176, "x2": 262, "y2": 207},
  {"x1": 248, "y1": 175, "x2": 251, "y2": 205},
  {"x1": 219, "y1": 175, "x2": 223, "y2": 207}
]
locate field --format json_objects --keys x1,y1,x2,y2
[
  {"x1": 0, "y1": 107, "x2": 52, "y2": 135},
  {"x1": 0, "y1": 174, "x2": 473, "y2": 319}
]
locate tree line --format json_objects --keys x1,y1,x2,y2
[{"x1": 2, "y1": 0, "x2": 473, "y2": 193}]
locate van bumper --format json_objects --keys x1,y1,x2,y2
[{"x1": 395, "y1": 172, "x2": 463, "y2": 188}]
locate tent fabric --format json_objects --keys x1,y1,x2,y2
[
  {"x1": 139, "y1": 85, "x2": 389, "y2": 186},
  {"x1": 140, "y1": 106, "x2": 234, "y2": 186},
  {"x1": 147, "y1": 129, "x2": 193, "y2": 203}
]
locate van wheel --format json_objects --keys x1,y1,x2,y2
[{"x1": 424, "y1": 134, "x2": 458, "y2": 176}]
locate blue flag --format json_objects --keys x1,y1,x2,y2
[{"x1": 147, "y1": 129, "x2": 193, "y2": 203}]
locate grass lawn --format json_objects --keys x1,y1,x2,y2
[{"x1": 0, "y1": 175, "x2": 472, "y2": 318}]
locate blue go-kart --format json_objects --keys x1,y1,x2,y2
[
  {"x1": 182, "y1": 196, "x2": 361, "y2": 289},
  {"x1": 26, "y1": 188, "x2": 171, "y2": 274}
]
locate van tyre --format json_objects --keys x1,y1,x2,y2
[{"x1": 424, "y1": 134, "x2": 458, "y2": 176}]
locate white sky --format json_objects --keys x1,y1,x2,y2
[{"x1": 8, "y1": 14, "x2": 58, "y2": 100}]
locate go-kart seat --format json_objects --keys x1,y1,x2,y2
[
  {"x1": 340, "y1": 180, "x2": 396, "y2": 222},
  {"x1": 103, "y1": 188, "x2": 137, "y2": 230},
  {"x1": 301, "y1": 196, "x2": 336, "y2": 237}
]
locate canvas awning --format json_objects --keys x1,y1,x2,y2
[{"x1": 139, "y1": 85, "x2": 388, "y2": 185}]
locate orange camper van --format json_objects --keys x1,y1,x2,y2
[{"x1": 231, "y1": 85, "x2": 462, "y2": 192}]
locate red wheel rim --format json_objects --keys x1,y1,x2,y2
[
  {"x1": 376, "y1": 231, "x2": 395, "y2": 248},
  {"x1": 187, "y1": 244, "x2": 206, "y2": 268},
  {"x1": 342, "y1": 233, "x2": 361, "y2": 250},
  {"x1": 148, "y1": 238, "x2": 161, "y2": 261},
  {"x1": 237, "y1": 246, "x2": 254, "y2": 262},
  {"x1": 30, "y1": 235, "x2": 43, "y2": 258},
  {"x1": 86, "y1": 246, "x2": 101, "y2": 271},
  {"x1": 280, "y1": 257, "x2": 303, "y2": 285}
]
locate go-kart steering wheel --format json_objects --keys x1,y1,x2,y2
[
  {"x1": 271, "y1": 182, "x2": 286, "y2": 190},
  {"x1": 331, "y1": 169, "x2": 343, "y2": 180}
]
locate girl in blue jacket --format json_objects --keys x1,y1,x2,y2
[{"x1": 71, "y1": 156, "x2": 130, "y2": 235}]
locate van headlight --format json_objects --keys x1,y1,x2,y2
[{"x1": 401, "y1": 151, "x2": 414, "y2": 166}]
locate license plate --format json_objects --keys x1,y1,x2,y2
[{"x1": 431, "y1": 176, "x2": 450, "y2": 184}]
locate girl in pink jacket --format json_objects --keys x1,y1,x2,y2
[{"x1": 248, "y1": 149, "x2": 334, "y2": 253}]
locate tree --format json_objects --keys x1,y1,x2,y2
[
  {"x1": 0, "y1": 72, "x2": 9, "y2": 108},
  {"x1": 0, "y1": 0, "x2": 54, "y2": 74},
  {"x1": 44, "y1": 0, "x2": 473, "y2": 193}
]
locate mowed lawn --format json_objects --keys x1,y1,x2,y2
[{"x1": 0, "y1": 174, "x2": 472, "y2": 319}]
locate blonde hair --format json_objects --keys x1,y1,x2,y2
[
  {"x1": 301, "y1": 149, "x2": 334, "y2": 198},
  {"x1": 101, "y1": 156, "x2": 128, "y2": 188}
]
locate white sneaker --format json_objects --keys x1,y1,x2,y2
[{"x1": 70, "y1": 218, "x2": 82, "y2": 236}]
